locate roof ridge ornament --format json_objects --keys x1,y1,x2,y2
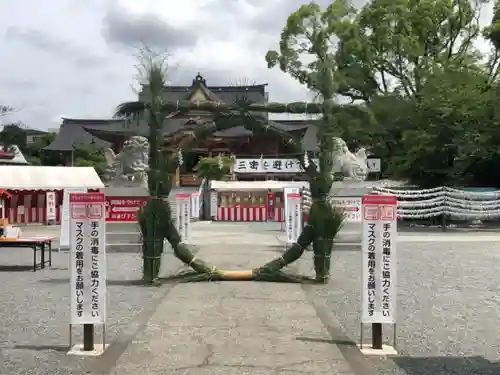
[{"x1": 193, "y1": 72, "x2": 206, "y2": 86}]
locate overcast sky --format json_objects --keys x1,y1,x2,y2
[{"x1": 0, "y1": 0, "x2": 495, "y2": 130}]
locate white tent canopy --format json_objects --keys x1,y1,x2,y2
[
  {"x1": 210, "y1": 180, "x2": 310, "y2": 192},
  {"x1": 0, "y1": 166, "x2": 104, "y2": 190}
]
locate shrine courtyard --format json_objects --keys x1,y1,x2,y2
[{"x1": 0, "y1": 222, "x2": 498, "y2": 375}]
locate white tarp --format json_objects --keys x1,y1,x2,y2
[
  {"x1": 210, "y1": 180, "x2": 310, "y2": 192},
  {"x1": 0, "y1": 166, "x2": 104, "y2": 190}
]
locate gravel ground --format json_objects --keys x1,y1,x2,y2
[
  {"x1": 3, "y1": 222, "x2": 500, "y2": 375},
  {"x1": 0, "y1": 245, "x2": 184, "y2": 375},
  {"x1": 311, "y1": 240, "x2": 500, "y2": 375}
]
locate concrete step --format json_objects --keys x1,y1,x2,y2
[
  {"x1": 107, "y1": 243, "x2": 142, "y2": 253},
  {"x1": 106, "y1": 232, "x2": 142, "y2": 244},
  {"x1": 106, "y1": 222, "x2": 140, "y2": 232}
]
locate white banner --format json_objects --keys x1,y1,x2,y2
[
  {"x1": 284, "y1": 187, "x2": 299, "y2": 225},
  {"x1": 361, "y1": 194, "x2": 397, "y2": 324},
  {"x1": 210, "y1": 190, "x2": 218, "y2": 219},
  {"x1": 234, "y1": 158, "x2": 381, "y2": 174},
  {"x1": 60, "y1": 187, "x2": 87, "y2": 250},
  {"x1": 330, "y1": 197, "x2": 362, "y2": 222},
  {"x1": 176, "y1": 193, "x2": 191, "y2": 243},
  {"x1": 234, "y1": 158, "x2": 319, "y2": 174},
  {"x1": 46, "y1": 191, "x2": 56, "y2": 222},
  {"x1": 70, "y1": 192, "x2": 107, "y2": 325},
  {"x1": 191, "y1": 192, "x2": 200, "y2": 220},
  {"x1": 285, "y1": 192, "x2": 302, "y2": 243}
]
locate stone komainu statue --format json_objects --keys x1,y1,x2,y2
[
  {"x1": 330, "y1": 137, "x2": 368, "y2": 181},
  {"x1": 301, "y1": 137, "x2": 369, "y2": 216},
  {"x1": 103, "y1": 136, "x2": 149, "y2": 187}
]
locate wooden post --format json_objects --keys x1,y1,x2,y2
[
  {"x1": 83, "y1": 324, "x2": 94, "y2": 351},
  {"x1": 372, "y1": 323, "x2": 382, "y2": 349}
]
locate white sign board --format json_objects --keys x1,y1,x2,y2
[
  {"x1": 46, "y1": 192, "x2": 56, "y2": 222},
  {"x1": 283, "y1": 187, "x2": 299, "y2": 224},
  {"x1": 69, "y1": 192, "x2": 107, "y2": 325},
  {"x1": 210, "y1": 190, "x2": 218, "y2": 219},
  {"x1": 285, "y1": 192, "x2": 302, "y2": 243},
  {"x1": 191, "y1": 192, "x2": 200, "y2": 220},
  {"x1": 330, "y1": 197, "x2": 362, "y2": 222},
  {"x1": 234, "y1": 158, "x2": 380, "y2": 174},
  {"x1": 234, "y1": 158, "x2": 319, "y2": 174},
  {"x1": 361, "y1": 194, "x2": 397, "y2": 324},
  {"x1": 367, "y1": 158, "x2": 381, "y2": 173},
  {"x1": 176, "y1": 193, "x2": 191, "y2": 243},
  {"x1": 60, "y1": 187, "x2": 87, "y2": 250}
]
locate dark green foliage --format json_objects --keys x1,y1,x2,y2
[
  {"x1": 195, "y1": 156, "x2": 232, "y2": 181},
  {"x1": 137, "y1": 199, "x2": 170, "y2": 283}
]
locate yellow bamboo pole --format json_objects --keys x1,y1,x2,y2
[{"x1": 218, "y1": 270, "x2": 253, "y2": 280}]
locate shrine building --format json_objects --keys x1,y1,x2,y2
[{"x1": 45, "y1": 73, "x2": 319, "y2": 186}]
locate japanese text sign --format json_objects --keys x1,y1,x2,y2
[
  {"x1": 46, "y1": 191, "x2": 56, "y2": 221},
  {"x1": 105, "y1": 196, "x2": 149, "y2": 222},
  {"x1": 330, "y1": 197, "x2": 362, "y2": 222},
  {"x1": 234, "y1": 158, "x2": 319, "y2": 173},
  {"x1": 210, "y1": 190, "x2": 218, "y2": 218},
  {"x1": 176, "y1": 193, "x2": 191, "y2": 243},
  {"x1": 190, "y1": 192, "x2": 201, "y2": 220},
  {"x1": 69, "y1": 192, "x2": 107, "y2": 325},
  {"x1": 285, "y1": 193, "x2": 302, "y2": 243},
  {"x1": 361, "y1": 194, "x2": 397, "y2": 324},
  {"x1": 60, "y1": 187, "x2": 87, "y2": 250}
]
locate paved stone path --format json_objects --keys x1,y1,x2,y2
[{"x1": 100, "y1": 224, "x2": 358, "y2": 375}]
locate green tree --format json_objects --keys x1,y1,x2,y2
[
  {"x1": 114, "y1": 48, "x2": 178, "y2": 283},
  {"x1": 115, "y1": 41, "x2": 348, "y2": 283},
  {"x1": 72, "y1": 142, "x2": 107, "y2": 177},
  {"x1": 0, "y1": 123, "x2": 27, "y2": 151},
  {"x1": 266, "y1": 0, "x2": 362, "y2": 281},
  {"x1": 195, "y1": 156, "x2": 232, "y2": 181},
  {"x1": 25, "y1": 133, "x2": 60, "y2": 165},
  {"x1": 348, "y1": 0, "x2": 500, "y2": 186},
  {"x1": 269, "y1": 0, "x2": 500, "y2": 187}
]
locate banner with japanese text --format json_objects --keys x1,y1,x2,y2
[
  {"x1": 234, "y1": 158, "x2": 319, "y2": 173},
  {"x1": 105, "y1": 196, "x2": 149, "y2": 222},
  {"x1": 285, "y1": 192, "x2": 302, "y2": 243},
  {"x1": 361, "y1": 194, "x2": 397, "y2": 324},
  {"x1": 330, "y1": 197, "x2": 362, "y2": 222},
  {"x1": 60, "y1": 187, "x2": 87, "y2": 249},
  {"x1": 176, "y1": 193, "x2": 191, "y2": 243},
  {"x1": 210, "y1": 190, "x2": 218, "y2": 219},
  {"x1": 233, "y1": 157, "x2": 381, "y2": 173},
  {"x1": 46, "y1": 191, "x2": 56, "y2": 222},
  {"x1": 70, "y1": 192, "x2": 107, "y2": 325}
]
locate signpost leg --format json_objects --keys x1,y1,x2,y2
[
  {"x1": 83, "y1": 324, "x2": 95, "y2": 351},
  {"x1": 372, "y1": 323, "x2": 382, "y2": 349},
  {"x1": 103, "y1": 324, "x2": 106, "y2": 349},
  {"x1": 69, "y1": 324, "x2": 72, "y2": 349},
  {"x1": 359, "y1": 323, "x2": 363, "y2": 349},
  {"x1": 393, "y1": 323, "x2": 397, "y2": 349}
]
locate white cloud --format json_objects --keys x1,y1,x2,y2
[{"x1": 0, "y1": 0, "x2": 496, "y2": 129}]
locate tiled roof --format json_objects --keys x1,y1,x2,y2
[
  {"x1": 45, "y1": 117, "x2": 319, "y2": 151},
  {"x1": 45, "y1": 74, "x2": 319, "y2": 151},
  {"x1": 44, "y1": 119, "x2": 112, "y2": 151},
  {"x1": 140, "y1": 73, "x2": 268, "y2": 107}
]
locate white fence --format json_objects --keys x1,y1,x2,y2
[{"x1": 373, "y1": 186, "x2": 500, "y2": 220}]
